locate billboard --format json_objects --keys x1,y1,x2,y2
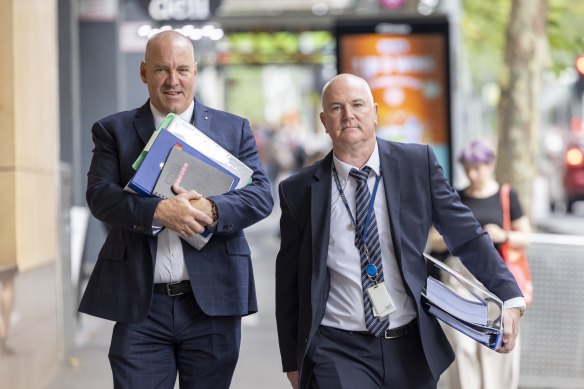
[{"x1": 336, "y1": 17, "x2": 452, "y2": 179}]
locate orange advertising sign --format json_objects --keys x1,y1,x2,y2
[{"x1": 339, "y1": 31, "x2": 450, "y2": 176}]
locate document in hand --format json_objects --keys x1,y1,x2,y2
[
  {"x1": 422, "y1": 253, "x2": 504, "y2": 350},
  {"x1": 124, "y1": 113, "x2": 253, "y2": 250},
  {"x1": 153, "y1": 145, "x2": 237, "y2": 200},
  {"x1": 131, "y1": 113, "x2": 253, "y2": 189}
]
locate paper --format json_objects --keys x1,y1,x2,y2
[
  {"x1": 422, "y1": 253, "x2": 504, "y2": 349},
  {"x1": 124, "y1": 113, "x2": 251, "y2": 250},
  {"x1": 153, "y1": 146, "x2": 236, "y2": 200}
]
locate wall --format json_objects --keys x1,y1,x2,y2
[
  {"x1": 0, "y1": 0, "x2": 61, "y2": 387},
  {"x1": 0, "y1": 0, "x2": 60, "y2": 271}
]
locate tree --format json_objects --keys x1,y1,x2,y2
[
  {"x1": 495, "y1": 0, "x2": 548, "y2": 217},
  {"x1": 462, "y1": 0, "x2": 584, "y2": 218}
]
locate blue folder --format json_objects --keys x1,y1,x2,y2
[{"x1": 126, "y1": 129, "x2": 240, "y2": 197}]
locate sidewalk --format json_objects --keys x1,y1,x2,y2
[{"x1": 44, "y1": 211, "x2": 289, "y2": 389}]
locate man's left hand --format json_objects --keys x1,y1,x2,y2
[{"x1": 496, "y1": 308, "x2": 521, "y2": 353}]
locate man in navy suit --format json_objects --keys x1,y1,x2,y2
[
  {"x1": 79, "y1": 31, "x2": 273, "y2": 388},
  {"x1": 275, "y1": 74, "x2": 524, "y2": 389}
]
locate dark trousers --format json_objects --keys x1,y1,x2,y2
[
  {"x1": 303, "y1": 325, "x2": 437, "y2": 389},
  {"x1": 109, "y1": 292, "x2": 241, "y2": 389}
]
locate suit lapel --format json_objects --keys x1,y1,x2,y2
[
  {"x1": 311, "y1": 153, "x2": 332, "y2": 271},
  {"x1": 379, "y1": 140, "x2": 403, "y2": 264},
  {"x1": 310, "y1": 153, "x2": 333, "y2": 317},
  {"x1": 133, "y1": 101, "x2": 156, "y2": 146},
  {"x1": 194, "y1": 100, "x2": 211, "y2": 135},
  {"x1": 132, "y1": 101, "x2": 159, "y2": 262}
]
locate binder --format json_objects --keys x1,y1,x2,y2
[
  {"x1": 153, "y1": 145, "x2": 236, "y2": 200},
  {"x1": 422, "y1": 253, "x2": 504, "y2": 350},
  {"x1": 124, "y1": 113, "x2": 252, "y2": 250},
  {"x1": 125, "y1": 128, "x2": 240, "y2": 197},
  {"x1": 130, "y1": 113, "x2": 253, "y2": 190}
]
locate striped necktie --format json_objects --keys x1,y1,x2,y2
[{"x1": 349, "y1": 167, "x2": 387, "y2": 337}]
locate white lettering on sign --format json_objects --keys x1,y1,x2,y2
[{"x1": 149, "y1": 0, "x2": 210, "y2": 21}]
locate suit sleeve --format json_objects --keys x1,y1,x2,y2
[
  {"x1": 428, "y1": 146, "x2": 522, "y2": 301},
  {"x1": 86, "y1": 120, "x2": 161, "y2": 234}
]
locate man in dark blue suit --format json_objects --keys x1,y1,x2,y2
[
  {"x1": 79, "y1": 31, "x2": 273, "y2": 388},
  {"x1": 275, "y1": 74, "x2": 524, "y2": 389}
]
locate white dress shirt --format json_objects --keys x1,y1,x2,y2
[
  {"x1": 321, "y1": 142, "x2": 417, "y2": 331},
  {"x1": 151, "y1": 102, "x2": 195, "y2": 284}
]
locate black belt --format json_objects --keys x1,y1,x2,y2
[
  {"x1": 153, "y1": 280, "x2": 192, "y2": 296},
  {"x1": 348, "y1": 319, "x2": 418, "y2": 339}
]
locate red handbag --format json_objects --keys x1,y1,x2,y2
[{"x1": 498, "y1": 184, "x2": 533, "y2": 305}]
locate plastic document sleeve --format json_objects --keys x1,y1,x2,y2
[{"x1": 422, "y1": 253, "x2": 504, "y2": 350}]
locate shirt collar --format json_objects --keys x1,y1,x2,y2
[
  {"x1": 332, "y1": 141, "x2": 381, "y2": 182},
  {"x1": 150, "y1": 101, "x2": 195, "y2": 130}
]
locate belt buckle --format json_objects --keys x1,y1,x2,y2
[
  {"x1": 166, "y1": 281, "x2": 184, "y2": 296},
  {"x1": 384, "y1": 329, "x2": 401, "y2": 339}
]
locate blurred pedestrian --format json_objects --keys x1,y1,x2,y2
[
  {"x1": 275, "y1": 74, "x2": 525, "y2": 389},
  {"x1": 78, "y1": 30, "x2": 273, "y2": 389},
  {"x1": 428, "y1": 139, "x2": 531, "y2": 389}
]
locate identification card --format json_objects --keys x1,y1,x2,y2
[{"x1": 367, "y1": 282, "x2": 396, "y2": 319}]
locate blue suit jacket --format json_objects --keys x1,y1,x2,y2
[
  {"x1": 79, "y1": 100, "x2": 273, "y2": 323},
  {"x1": 275, "y1": 139, "x2": 522, "y2": 382}
]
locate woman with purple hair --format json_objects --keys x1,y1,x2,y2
[{"x1": 428, "y1": 139, "x2": 531, "y2": 389}]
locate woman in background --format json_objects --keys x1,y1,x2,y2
[{"x1": 428, "y1": 139, "x2": 531, "y2": 389}]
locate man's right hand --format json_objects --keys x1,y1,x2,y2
[
  {"x1": 153, "y1": 186, "x2": 213, "y2": 236},
  {"x1": 286, "y1": 371, "x2": 299, "y2": 389}
]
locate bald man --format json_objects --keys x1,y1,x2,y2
[
  {"x1": 275, "y1": 74, "x2": 524, "y2": 389},
  {"x1": 79, "y1": 31, "x2": 273, "y2": 389}
]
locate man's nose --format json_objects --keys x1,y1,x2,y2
[
  {"x1": 342, "y1": 105, "x2": 355, "y2": 119},
  {"x1": 166, "y1": 70, "x2": 178, "y2": 85}
]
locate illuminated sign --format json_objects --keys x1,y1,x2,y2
[
  {"x1": 336, "y1": 18, "x2": 452, "y2": 178},
  {"x1": 145, "y1": 0, "x2": 221, "y2": 21}
]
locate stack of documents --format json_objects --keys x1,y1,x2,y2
[
  {"x1": 422, "y1": 253, "x2": 504, "y2": 350},
  {"x1": 124, "y1": 113, "x2": 253, "y2": 249},
  {"x1": 153, "y1": 145, "x2": 237, "y2": 200}
]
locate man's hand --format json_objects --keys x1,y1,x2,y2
[
  {"x1": 153, "y1": 184, "x2": 214, "y2": 236},
  {"x1": 496, "y1": 308, "x2": 521, "y2": 353},
  {"x1": 172, "y1": 184, "x2": 216, "y2": 222},
  {"x1": 286, "y1": 371, "x2": 299, "y2": 389}
]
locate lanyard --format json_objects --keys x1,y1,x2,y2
[{"x1": 332, "y1": 163, "x2": 382, "y2": 277}]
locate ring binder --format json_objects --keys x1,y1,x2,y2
[{"x1": 422, "y1": 253, "x2": 504, "y2": 350}]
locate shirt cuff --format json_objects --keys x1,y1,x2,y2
[
  {"x1": 152, "y1": 224, "x2": 164, "y2": 235},
  {"x1": 503, "y1": 297, "x2": 526, "y2": 309},
  {"x1": 206, "y1": 220, "x2": 218, "y2": 233}
]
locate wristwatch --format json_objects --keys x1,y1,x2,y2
[
  {"x1": 515, "y1": 306, "x2": 526, "y2": 317},
  {"x1": 210, "y1": 201, "x2": 218, "y2": 222}
]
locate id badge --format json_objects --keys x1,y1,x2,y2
[{"x1": 367, "y1": 282, "x2": 396, "y2": 319}]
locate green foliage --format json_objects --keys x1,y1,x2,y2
[
  {"x1": 547, "y1": 0, "x2": 584, "y2": 73},
  {"x1": 462, "y1": 0, "x2": 584, "y2": 87},
  {"x1": 461, "y1": 0, "x2": 510, "y2": 88}
]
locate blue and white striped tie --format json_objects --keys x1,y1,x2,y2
[{"x1": 350, "y1": 167, "x2": 387, "y2": 337}]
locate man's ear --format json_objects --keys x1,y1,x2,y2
[
  {"x1": 140, "y1": 62, "x2": 147, "y2": 84},
  {"x1": 319, "y1": 112, "x2": 329, "y2": 133}
]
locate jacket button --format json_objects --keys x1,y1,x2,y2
[{"x1": 223, "y1": 224, "x2": 233, "y2": 231}]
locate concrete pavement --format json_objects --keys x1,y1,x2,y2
[{"x1": 44, "y1": 210, "x2": 289, "y2": 389}]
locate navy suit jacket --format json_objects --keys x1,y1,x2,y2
[
  {"x1": 79, "y1": 100, "x2": 273, "y2": 323},
  {"x1": 275, "y1": 139, "x2": 522, "y2": 382}
]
